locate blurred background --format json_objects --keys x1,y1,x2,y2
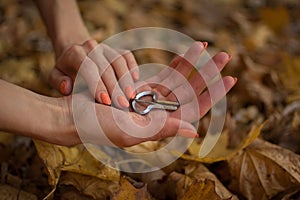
[{"x1": 0, "y1": 0, "x2": 299, "y2": 199}]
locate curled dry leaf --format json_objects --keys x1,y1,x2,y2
[
  {"x1": 180, "y1": 123, "x2": 264, "y2": 163},
  {"x1": 279, "y1": 55, "x2": 300, "y2": 103},
  {"x1": 0, "y1": 184, "x2": 37, "y2": 200},
  {"x1": 59, "y1": 172, "x2": 119, "y2": 199},
  {"x1": 262, "y1": 101, "x2": 300, "y2": 153},
  {"x1": 259, "y1": 6, "x2": 290, "y2": 33},
  {"x1": 227, "y1": 138, "x2": 300, "y2": 200},
  {"x1": 34, "y1": 141, "x2": 120, "y2": 198},
  {"x1": 169, "y1": 163, "x2": 237, "y2": 200},
  {"x1": 112, "y1": 177, "x2": 153, "y2": 200}
]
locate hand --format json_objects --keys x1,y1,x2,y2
[
  {"x1": 48, "y1": 39, "x2": 139, "y2": 108},
  {"x1": 67, "y1": 42, "x2": 236, "y2": 147}
]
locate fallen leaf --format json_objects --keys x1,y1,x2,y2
[
  {"x1": 0, "y1": 132, "x2": 15, "y2": 145},
  {"x1": 112, "y1": 177, "x2": 153, "y2": 200},
  {"x1": 60, "y1": 172, "x2": 119, "y2": 199},
  {"x1": 279, "y1": 54, "x2": 300, "y2": 103},
  {"x1": 179, "y1": 123, "x2": 264, "y2": 163},
  {"x1": 260, "y1": 6, "x2": 290, "y2": 33},
  {"x1": 262, "y1": 101, "x2": 300, "y2": 153},
  {"x1": 0, "y1": 184, "x2": 37, "y2": 200},
  {"x1": 34, "y1": 141, "x2": 120, "y2": 198},
  {"x1": 228, "y1": 138, "x2": 300, "y2": 200},
  {"x1": 169, "y1": 163, "x2": 237, "y2": 200}
]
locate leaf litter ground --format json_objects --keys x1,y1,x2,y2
[{"x1": 0, "y1": 0, "x2": 300, "y2": 199}]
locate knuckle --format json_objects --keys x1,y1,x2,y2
[
  {"x1": 122, "y1": 50, "x2": 131, "y2": 55},
  {"x1": 84, "y1": 39, "x2": 97, "y2": 50},
  {"x1": 68, "y1": 45, "x2": 82, "y2": 54}
]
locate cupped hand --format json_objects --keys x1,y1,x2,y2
[
  {"x1": 69, "y1": 42, "x2": 237, "y2": 147},
  {"x1": 48, "y1": 39, "x2": 139, "y2": 108}
]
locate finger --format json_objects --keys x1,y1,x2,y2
[
  {"x1": 172, "y1": 76, "x2": 237, "y2": 123},
  {"x1": 120, "y1": 114, "x2": 198, "y2": 147},
  {"x1": 189, "y1": 52, "x2": 231, "y2": 95},
  {"x1": 156, "y1": 42, "x2": 207, "y2": 96},
  {"x1": 103, "y1": 45, "x2": 136, "y2": 99},
  {"x1": 88, "y1": 46, "x2": 129, "y2": 108},
  {"x1": 197, "y1": 76, "x2": 237, "y2": 118},
  {"x1": 175, "y1": 42, "x2": 207, "y2": 78},
  {"x1": 134, "y1": 55, "x2": 187, "y2": 105},
  {"x1": 48, "y1": 68, "x2": 73, "y2": 95},
  {"x1": 82, "y1": 39, "x2": 98, "y2": 52},
  {"x1": 168, "y1": 52, "x2": 231, "y2": 104},
  {"x1": 145, "y1": 54, "x2": 183, "y2": 84},
  {"x1": 102, "y1": 66, "x2": 129, "y2": 108},
  {"x1": 81, "y1": 40, "x2": 112, "y2": 105},
  {"x1": 119, "y1": 50, "x2": 139, "y2": 81},
  {"x1": 80, "y1": 57, "x2": 111, "y2": 105},
  {"x1": 145, "y1": 117, "x2": 198, "y2": 142}
]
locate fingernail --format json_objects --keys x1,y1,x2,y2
[
  {"x1": 125, "y1": 86, "x2": 136, "y2": 99},
  {"x1": 202, "y1": 42, "x2": 208, "y2": 48},
  {"x1": 118, "y1": 95, "x2": 130, "y2": 108},
  {"x1": 100, "y1": 93, "x2": 111, "y2": 105},
  {"x1": 177, "y1": 129, "x2": 199, "y2": 138},
  {"x1": 233, "y1": 77, "x2": 238, "y2": 84},
  {"x1": 228, "y1": 53, "x2": 232, "y2": 60},
  {"x1": 132, "y1": 71, "x2": 139, "y2": 81},
  {"x1": 60, "y1": 80, "x2": 67, "y2": 94}
]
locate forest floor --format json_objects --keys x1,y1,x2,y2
[{"x1": 0, "y1": 0, "x2": 300, "y2": 199}]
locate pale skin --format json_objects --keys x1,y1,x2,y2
[
  {"x1": 0, "y1": 42, "x2": 236, "y2": 147},
  {"x1": 0, "y1": 1, "x2": 237, "y2": 146},
  {"x1": 35, "y1": 0, "x2": 139, "y2": 108}
]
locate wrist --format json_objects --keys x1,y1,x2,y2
[
  {"x1": 36, "y1": 0, "x2": 91, "y2": 57},
  {"x1": 0, "y1": 80, "x2": 79, "y2": 146},
  {"x1": 36, "y1": 95, "x2": 79, "y2": 146}
]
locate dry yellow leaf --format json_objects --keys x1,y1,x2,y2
[
  {"x1": 279, "y1": 55, "x2": 300, "y2": 103},
  {"x1": 0, "y1": 131, "x2": 15, "y2": 145},
  {"x1": 34, "y1": 141, "x2": 120, "y2": 198},
  {"x1": 112, "y1": 177, "x2": 153, "y2": 200},
  {"x1": 260, "y1": 6, "x2": 290, "y2": 33},
  {"x1": 60, "y1": 172, "x2": 119, "y2": 199},
  {"x1": 228, "y1": 138, "x2": 300, "y2": 200},
  {"x1": 180, "y1": 123, "x2": 264, "y2": 163},
  {"x1": 169, "y1": 163, "x2": 237, "y2": 200}
]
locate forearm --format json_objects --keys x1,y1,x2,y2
[
  {"x1": 35, "y1": 0, "x2": 90, "y2": 56},
  {"x1": 0, "y1": 80, "x2": 78, "y2": 145}
]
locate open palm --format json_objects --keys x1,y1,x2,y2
[{"x1": 72, "y1": 42, "x2": 236, "y2": 147}]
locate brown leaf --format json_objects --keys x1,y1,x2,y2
[
  {"x1": 262, "y1": 101, "x2": 300, "y2": 153},
  {"x1": 34, "y1": 141, "x2": 120, "y2": 198},
  {"x1": 180, "y1": 180, "x2": 231, "y2": 200},
  {"x1": 169, "y1": 163, "x2": 237, "y2": 200},
  {"x1": 180, "y1": 124, "x2": 264, "y2": 163},
  {"x1": 0, "y1": 184, "x2": 37, "y2": 200},
  {"x1": 0, "y1": 132, "x2": 15, "y2": 146},
  {"x1": 260, "y1": 6, "x2": 290, "y2": 33},
  {"x1": 112, "y1": 177, "x2": 153, "y2": 200},
  {"x1": 227, "y1": 138, "x2": 300, "y2": 200},
  {"x1": 0, "y1": 57, "x2": 52, "y2": 95},
  {"x1": 279, "y1": 55, "x2": 300, "y2": 103},
  {"x1": 60, "y1": 172, "x2": 119, "y2": 199}
]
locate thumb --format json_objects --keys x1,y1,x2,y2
[
  {"x1": 48, "y1": 68, "x2": 73, "y2": 95},
  {"x1": 149, "y1": 117, "x2": 198, "y2": 141}
]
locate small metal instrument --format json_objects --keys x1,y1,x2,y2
[{"x1": 131, "y1": 91, "x2": 180, "y2": 115}]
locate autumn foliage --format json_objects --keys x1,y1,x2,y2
[{"x1": 0, "y1": 0, "x2": 300, "y2": 199}]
